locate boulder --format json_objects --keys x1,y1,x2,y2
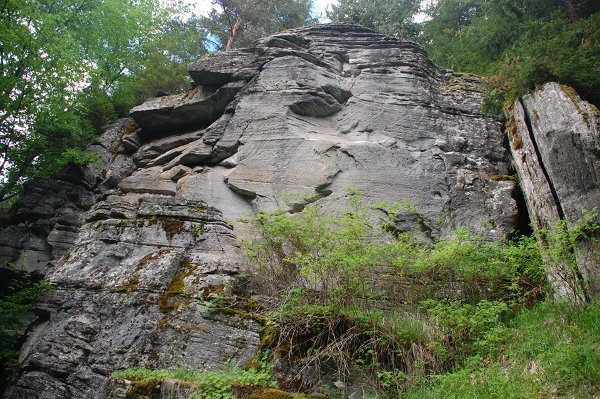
[
  {"x1": 508, "y1": 82, "x2": 600, "y2": 301},
  {"x1": 129, "y1": 82, "x2": 245, "y2": 134}
]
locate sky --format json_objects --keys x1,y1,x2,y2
[
  {"x1": 181, "y1": 0, "x2": 432, "y2": 23},
  {"x1": 183, "y1": 0, "x2": 337, "y2": 21}
]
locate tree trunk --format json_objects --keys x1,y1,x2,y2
[{"x1": 225, "y1": 17, "x2": 242, "y2": 51}]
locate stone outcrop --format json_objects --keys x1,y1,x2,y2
[
  {"x1": 508, "y1": 82, "x2": 600, "y2": 302},
  {"x1": 6, "y1": 24, "x2": 595, "y2": 398}
]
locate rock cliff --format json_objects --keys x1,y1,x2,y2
[{"x1": 0, "y1": 24, "x2": 598, "y2": 398}]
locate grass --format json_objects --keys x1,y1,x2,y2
[{"x1": 402, "y1": 301, "x2": 600, "y2": 399}]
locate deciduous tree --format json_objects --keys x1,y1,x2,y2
[
  {"x1": 0, "y1": 0, "x2": 204, "y2": 203},
  {"x1": 202, "y1": 0, "x2": 315, "y2": 50},
  {"x1": 328, "y1": 0, "x2": 421, "y2": 40}
]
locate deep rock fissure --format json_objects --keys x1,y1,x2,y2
[
  {"x1": 511, "y1": 182, "x2": 533, "y2": 238},
  {"x1": 518, "y1": 98, "x2": 566, "y2": 220},
  {"x1": 2, "y1": 25, "x2": 599, "y2": 399}
]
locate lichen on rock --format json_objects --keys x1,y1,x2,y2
[{"x1": 3, "y1": 24, "x2": 598, "y2": 399}]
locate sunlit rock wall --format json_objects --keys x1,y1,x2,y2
[{"x1": 1, "y1": 24, "x2": 521, "y2": 398}]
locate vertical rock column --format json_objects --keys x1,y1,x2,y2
[{"x1": 509, "y1": 82, "x2": 600, "y2": 302}]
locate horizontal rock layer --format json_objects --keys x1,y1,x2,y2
[{"x1": 1, "y1": 24, "x2": 528, "y2": 398}]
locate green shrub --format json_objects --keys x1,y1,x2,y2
[
  {"x1": 535, "y1": 208, "x2": 600, "y2": 303},
  {"x1": 242, "y1": 197, "x2": 548, "y2": 396}
]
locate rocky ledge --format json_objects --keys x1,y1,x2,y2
[{"x1": 1, "y1": 24, "x2": 598, "y2": 399}]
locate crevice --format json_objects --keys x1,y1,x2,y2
[
  {"x1": 339, "y1": 148, "x2": 361, "y2": 167},
  {"x1": 519, "y1": 99, "x2": 590, "y2": 302},
  {"x1": 519, "y1": 98, "x2": 566, "y2": 220},
  {"x1": 510, "y1": 182, "x2": 533, "y2": 238},
  {"x1": 503, "y1": 131, "x2": 533, "y2": 239}
]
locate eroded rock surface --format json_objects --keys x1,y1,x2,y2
[
  {"x1": 508, "y1": 82, "x2": 600, "y2": 301},
  {"x1": 2, "y1": 24, "x2": 522, "y2": 398}
]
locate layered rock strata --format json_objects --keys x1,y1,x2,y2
[{"x1": 1, "y1": 24, "x2": 523, "y2": 398}]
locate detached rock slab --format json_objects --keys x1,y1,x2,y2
[
  {"x1": 188, "y1": 50, "x2": 266, "y2": 86},
  {"x1": 118, "y1": 167, "x2": 177, "y2": 196},
  {"x1": 509, "y1": 82, "x2": 600, "y2": 301},
  {"x1": 130, "y1": 82, "x2": 245, "y2": 133}
]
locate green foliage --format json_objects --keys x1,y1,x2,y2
[
  {"x1": 112, "y1": 363, "x2": 276, "y2": 399},
  {"x1": 245, "y1": 199, "x2": 544, "y2": 309},
  {"x1": 0, "y1": 268, "x2": 53, "y2": 383},
  {"x1": 109, "y1": 13, "x2": 208, "y2": 115},
  {"x1": 403, "y1": 302, "x2": 600, "y2": 399},
  {"x1": 537, "y1": 209, "x2": 599, "y2": 267},
  {"x1": 480, "y1": 89, "x2": 506, "y2": 115},
  {"x1": 0, "y1": 0, "x2": 206, "y2": 203},
  {"x1": 243, "y1": 198, "x2": 548, "y2": 396},
  {"x1": 536, "y1": 208, "x2": 600, "y2": 302},
  {"x1": 421, "y1": 0, "x2": 600, "y2": 105},
  {"x1": 327, "y1": 0, "x2": 421, "y2": 40},
  {"x1": 201, "y1": 0, "x2": 315, "y2": 50},
  {"x1": 421, "y1": 300, "x2": 510, "y2": 361}
]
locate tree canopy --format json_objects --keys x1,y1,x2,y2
[
  {"x1": 328, "y1": 0, "x2": 421, "y2": 40},
  {"x1": 201, "y1": 0, "x2": 315, "y2": 50},
  {"x1": 422, "y1": 0, "x2": 600, "y2": 106},
  {"x1": 328, "y1": 0, "x2": 600, "y2": 109},
  {"x1": 0, "y1": 0, "x2": 189, "y2": 202}
]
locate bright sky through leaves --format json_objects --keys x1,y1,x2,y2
[{"x1": 181, "y1": 0, "x2": 337, "y2": 21}]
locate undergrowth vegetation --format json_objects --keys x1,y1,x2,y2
[
  {"x1": 112, "y1": 195, "x2": 599, "y2": 398},
  {"x1": 241, "y1": 194, "x2": 599, "y2": 398},
  {"x1": 0, "y1": 268, "x2": 53, "y2": 388}
]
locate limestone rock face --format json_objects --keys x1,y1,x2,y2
[
  {"x1": 2, "y1": 25, "x2": 520, "y2": 398},
  {"x1": 508, "y1": 82, "x2": 600, "y2": 301}
]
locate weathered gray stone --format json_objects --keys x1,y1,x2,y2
[
  {"x1": 173, "y1": 140, "x2": 214, "y2": 167},
  {"x1": 118, "y1": 167, "x2": 177, "y2": 196},
  {"x1": 98, "y1": 118, "x2": 137, "y2": 153},
  {"x1": 188, "y1": 49, "x2": 265, "y2": 86},
  {"x1": 4, "y1": 24, "x2": 574, "y2": 399},
  {"x1": 121, "y1": 130, "x2": 143, "y2": 154},
  {"x1": 161, "y1": 165, "x2": 192, "y2": 182},
  {"x1": 97, "y1": 155, "x2": 136, "y2": 192},
  {"x1": 132, "y1": 130, "x2": 203, "y2": 167},
  {"x1": 5, "y1": 192, "x2": 260, "y2": 399},
  {"x1": 509, "y1": 82, "x2": 600, "y2": 301},
  {"x1": 130, "y1": 82, "x2": 245, "y2": 134}
]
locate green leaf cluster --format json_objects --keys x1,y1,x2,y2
[
  {"x1": 242, "y1": 197, "x2": 551, "y2": 396},
  {"x1": 201, "y1": 0, "x2": 315, "y2": 50},
  {"x1": 0, "y1": 267, "x2": 53, "y2": 384},
  {"x1": 245, "y1": 199, "x2": 544, "y2": 310},
  {"x1": 327, "y1": 0, "x2": 421, "y2": 40}
]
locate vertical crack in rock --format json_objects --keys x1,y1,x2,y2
[
  {"x1": 510, "y1": 83, "x2": 600, "y2": 302},
  {"x1": 519, "y1": 98, "x2": 566, "y2": 220},
  {"x1": 1, "y1": 24, "x2": 527, "y2": 398}
]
